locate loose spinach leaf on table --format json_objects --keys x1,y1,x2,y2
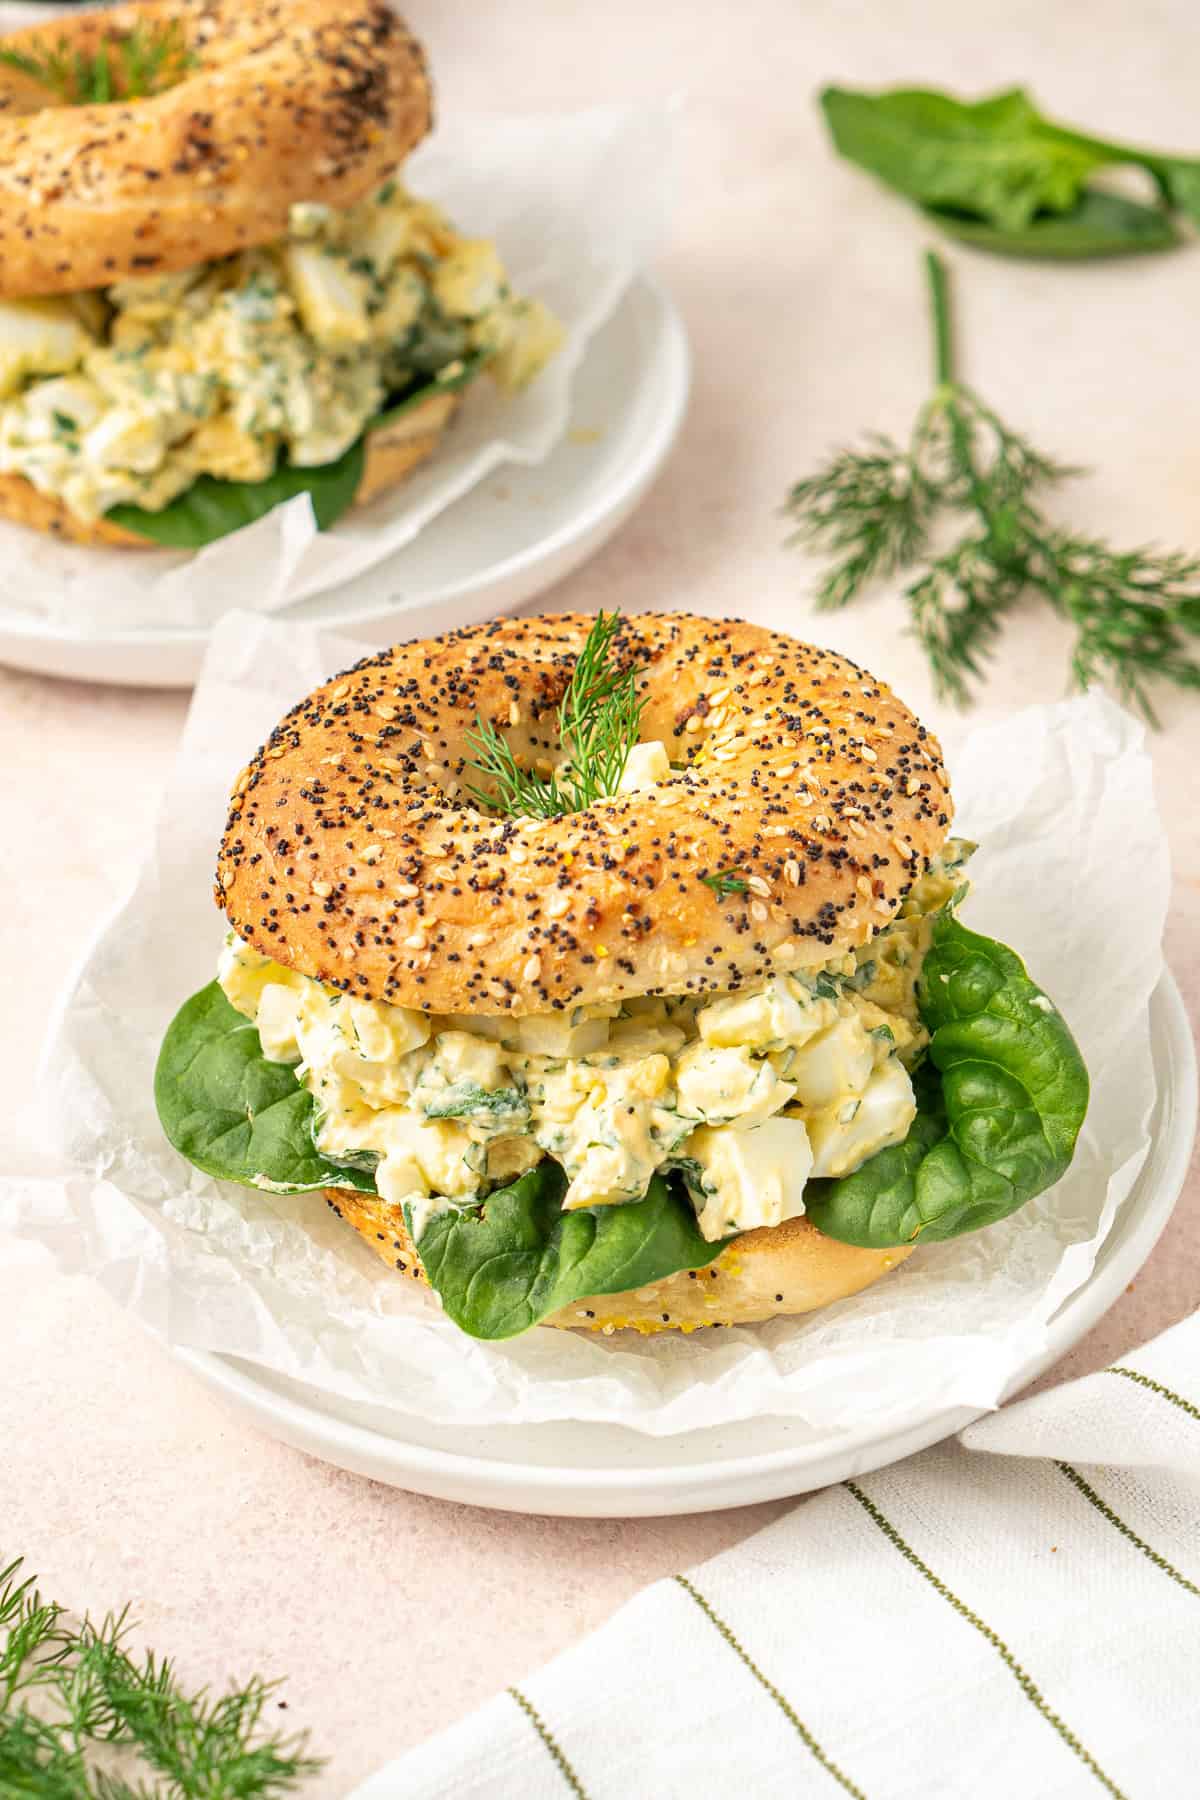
[
  {"x1": 820, "y1": 83, "x2": 1199, "y2": 257},
  {"x1": 821, "y1": 86, "x2": 1099, "y2": 233},
  {"x1": 155, "y1": 981, "x2": 378, "y2": 1194},
  {"x1": 928, "y1": 189, "x2": 1178, "y2": 259},
  {"x1": 803, "y1": 914, "x2": 1089, "y2": 1247},
  {"x1": 409, "y1": 1165, "x2": 726, "y2": 1341}
]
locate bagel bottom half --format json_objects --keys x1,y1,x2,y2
[
  {"x1": 0, "y1": 387, "x2": 462, "y2": 548},
  {"x1": 324, "y1": 1187, "x2": 914, "y2": 1336}
]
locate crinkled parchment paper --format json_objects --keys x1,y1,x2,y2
[
  {"x1": 0, "y1": 612, "x2": 1169, "y2": 1436},
  {"x1": 0, "y1": 95, "x2": 672, "y2": 635}
]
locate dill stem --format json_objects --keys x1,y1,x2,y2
[{"x1": 925, "y1": 249, "x2": 955, "y2": 387}]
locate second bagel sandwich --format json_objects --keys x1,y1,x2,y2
[
  {"x1": 0, "y1": 0, "x2": 561, "y2": 547},
  {"x1": 156, "y1": 612, "x2": 1089, "y2": 1341}
]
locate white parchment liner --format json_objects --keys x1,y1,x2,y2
[
  {"x1": 0, "y1": 612, "x2": 1169, "y2": 1437},
  {"x1": 0, "y1": 96, "x2": 672, "y2": 636}
]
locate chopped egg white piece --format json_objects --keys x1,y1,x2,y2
[
  {"x1": 684, "y1": 1117, "x2": 813, "y2": 1239},
  {"x1": 805, "y1": 1058, "x2": 917, "y2": 1179},
  {"x1": 784, "y1": 1016, "x2": 876, "y2": 1111},
  {"x1": 431, "y1": 240, "x2": 507, "y2": 318},
  {"x1": 511, "y1": 1012, "x2": 612, "y2": 1058},
  {"x1": 674, "y1": 1044, "x2": 794, "y2": 1128},
  {"x1": 0, "y1": 298, "x2": 95, "y2": 401},
  {"x1": 698, "y1": 977, "x2": 833, "y2": 1051},
  {"x1": 348, "y1": 997, "x2": 430, "y2": 1063},
  {"x1": 282, "y1": 244, "x2": 371, "y2": 348},
  {"x1": 255, "y1": 983, "x2": 304, "y2": 1064},
  {"x1": 617, "y1": 740, "x2": 670, "y2": 793},
  {"x1": 428, "y1": 1030, "x2": 509, "y2": 1090}
]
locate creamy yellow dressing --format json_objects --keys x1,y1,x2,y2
[
  {"x1": 216, "y1": 842, "x2": 971, "y2": 1241},
  {"x1": 0, "y1": 180, "x2": 561, "y2": 521}
]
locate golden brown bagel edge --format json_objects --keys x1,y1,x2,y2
[{"x1": 324, "y1": 1186, "x2": 915, "y2": 1333}]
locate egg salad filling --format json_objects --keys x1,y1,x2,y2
[
  {"x1": 0, "y1": 179, "x2": 561, "y2": 523},
  {"x1": 217, "y1": 840, "x2": 973, "y2": 1244}
]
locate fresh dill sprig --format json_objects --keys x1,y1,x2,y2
[
  {"x1": 464, "y1": 711, "x2": 564, "y2": 820},
  {"x1": 1028, "y1": 532, "x2": 1200, "y2": 725},
  {"x1": 465, "y1": 611, "x2": 647, "y2": 818},
  {"x1": 556, "y1": 611, "x2": 647, "y2": 807},
  {"x1": 784, "y1": 435, "x2": 935, "y2": 610},
  {"x1": 0, "y1": 1555, "x2": 321, "y2": 1796},
  {"x1": 700, "y1": 868, "x2": 749, "y2": 897},
  {"x1": 783, "y1": 249, "x2": 1200, "y2": 720},
  {"x1": 0, "y1": 20, "x2": 194, "y2": 106}
]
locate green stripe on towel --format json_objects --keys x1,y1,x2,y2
[
  {"x1": 674, "y1": 1574, "x2": 869, "y2": 1799},
  {"x1": 508, "y1": 1686, "x2": 590, "y2": 1798},
  {"x1": 1056, "y1": 1463, "x2": 1200, "y2": 1599},
  {"x1": 845, "y1": 1481, "x2": 1128, "y2": 1800},
  {"x1": 1105, "y1": 1366, "x2": 1200, "y2": 1424}
]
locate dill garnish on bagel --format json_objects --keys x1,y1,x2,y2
[
  {"x1": 0, "y1": 0, "x2": 561, "y2": 548},
  {"x1": 155, "y1": 613, "x2": 1089, "y2": 1342}
]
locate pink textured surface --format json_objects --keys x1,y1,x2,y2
[{"x1": 1, "y1": 1, "x2": 1199, "y2": 1793}]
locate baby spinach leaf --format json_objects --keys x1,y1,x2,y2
[
  {"x1": 409, "y1": 1166, "x2": 726, "y2": 1340},
  {"x1": 371, "y1": 351, "x2": 489, "y2": 433},
  {"x1": 109, "y1": 438, "x2": 366, "y2": 548},
  {"x1": 155, "y1": 982, "x2": 378, "y2": 1194},
  {"x1": 420, "y1": 1082, "x2": 530, "y2": 1124},
  {"x1": 804, "y1": 914, "x2": 1088, "y2": 1247},
  {"x1": 820, "y1": 86, "x2": 1101, "y2": 233},
  {"x1": 1025, "y1": 116, "x2": 1200, "y2": 228},
  {"x1": 1155, "y1": 158, "x2": 1200, "y2": 228},
  {"x1": 927, "y1": 190, "x2": 1178, "y2": 259},
  {"x1": 821, "y1": 84, "x2": 1190, "y2": 257}
]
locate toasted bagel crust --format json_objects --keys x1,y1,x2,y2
[
  {"x1": 0, "y1": 471, "x2": 139, "y2": 546},
  {"x1": 216, "y1": 614, "x2": 952, "y2": 1014},
  {"x1": 0, "y1": 0, "x2": 431, "y2": 300},
  {"x1": 0, "y1": 388, "x2": 460, "y2": 546},
  {"x1": 324, "y1": 1187, "x2": 914, "y2": 1332}
]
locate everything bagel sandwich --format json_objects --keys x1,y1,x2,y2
[
  {"x1": 0, "y1": 0, "x2": 561, "y2": 547},
  {"x1": 156, "y1": 613, "x2": 1089, "y2": 1341}
]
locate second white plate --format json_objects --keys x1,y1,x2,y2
[
  {"x1": 0, "y1": 276, "x2": 689, "y2": 688},
  {"x1": 177, "y1": 972, "x2": 1196, "y2": 1519}
]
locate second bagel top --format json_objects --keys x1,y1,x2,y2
[{"x1": 0, "y1": 0, "x2": 431, "y2": 299}]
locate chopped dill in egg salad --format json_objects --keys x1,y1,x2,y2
[
  {"x1": 214, "y1": 842, "x2": 970, "y2": 1247},
  {"x1": 0, "y1": 178, "x2": 561, "y2": 538}
]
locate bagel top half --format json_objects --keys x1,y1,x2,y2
[
  {"x1": 216, "y1": 613, "x2": 953, "y2": 1016},
  {"x1": 0, "y1": 0, "x2": 431, "y2": 299}
]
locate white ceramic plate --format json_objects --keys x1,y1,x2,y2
[
  {"x1": 0, "y1": 276, "x2": 689, "y2": 689},
  {"x1": 175, "y1": 971, "x2": 1196, "y2": 1519}
]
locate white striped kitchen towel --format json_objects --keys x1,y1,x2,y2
[{"x1": 353, "y1": 1311, "x2": 1200, "y2": 1799}]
